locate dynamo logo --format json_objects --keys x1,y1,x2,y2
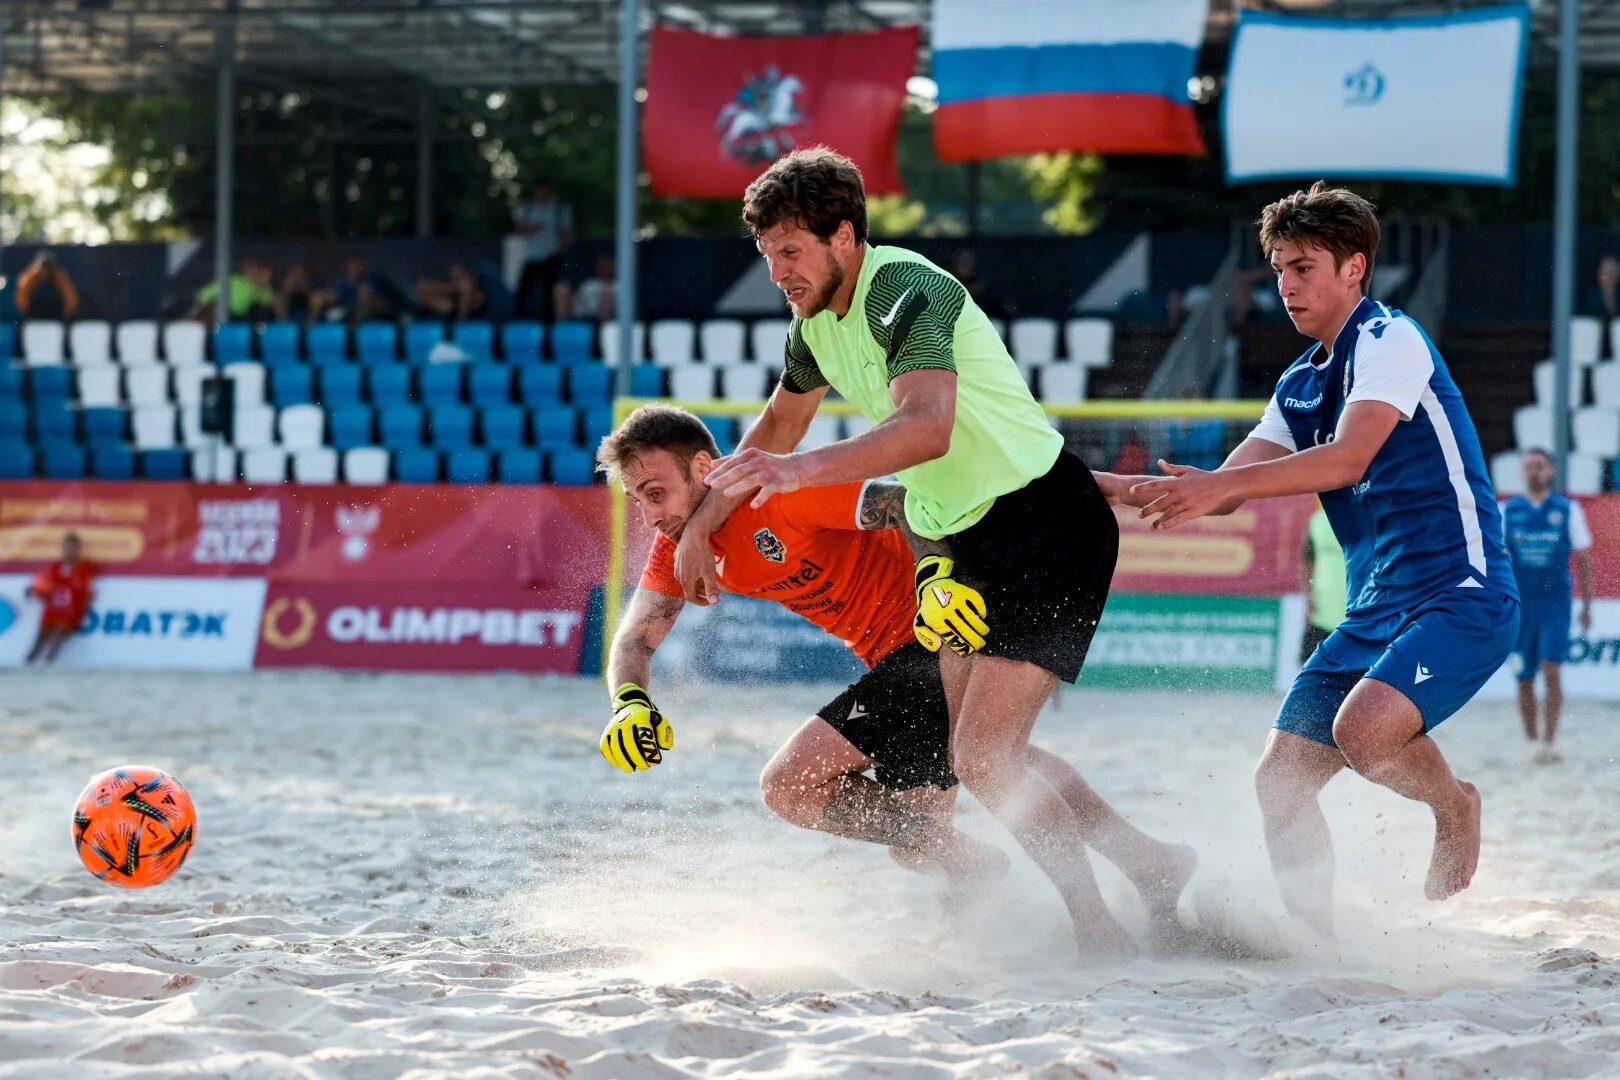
[{"x1": 79, "y1": 607, "x2": 228, "y2": 639}]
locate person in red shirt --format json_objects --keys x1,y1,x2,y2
[
  {"x1": 27, "y1": 532, "x2": 95, "y2": 665},
  {"x1": 596, "y1": 405, "x2": 1194, "y2": 924}
]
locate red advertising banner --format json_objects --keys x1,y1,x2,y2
[
  {"x1": 643, "y1": 25, "x2": 917, "y2": 198},
  {"x1": 254, "y1": 582, "x2": 588, "y2": 674},
  {"x1": 1111, "y1": 495, "x2": 1317, "y2": 597}
]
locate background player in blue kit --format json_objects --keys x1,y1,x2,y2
[
  {"x1": 1503, "y1": 448, "x2": 1594, "y2": 764},
  {"x1": 1122, "y1": 184, "x2": 1519, "y2": 938}
]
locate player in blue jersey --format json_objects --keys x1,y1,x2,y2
[
  {"x1": 1122, "y1": 184, "x2": 1520, "y2": 937},
  {"x1": 1503, "y1": 448, "x2": 1594, "y2": 763}
]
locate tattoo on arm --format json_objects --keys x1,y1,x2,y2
[
  {"x1": 857, "y1": 480, "x2": 950, "y2": 559},
  {"x1": 608, "y1": 591, "x2": 685, "y2": 689}
]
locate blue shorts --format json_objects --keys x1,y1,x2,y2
[
  {"x1": 1276, "y1": 588, "x2": 1520, "y2": 748},
  {"x1": 1514, "y1": 599, "x2": 1573, "y2": 679}
]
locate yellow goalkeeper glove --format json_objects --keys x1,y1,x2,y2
[
  {"x1": 600, "y1": 683, "x2": 675, "y2": 773},
  {"x1": 913, "y1": 555, "x2": 989, "y2": 656}
]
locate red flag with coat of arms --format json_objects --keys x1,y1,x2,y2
[{"x1": 643, "y1": 25, "x2": 917, "y2": 199}]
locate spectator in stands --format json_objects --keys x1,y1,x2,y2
[
  {"x1": 952, "y1": 249, "x2": 1007, "y2": 320},
  {"x1": 417, "y1": 261, "x2": 515, "y2": 323},
  {"x1": 192, "y1": 261, "x2": 276, "y2": 322},
  {"x1": 1587, "y1": 255, "x2": 1618, "y2": 359},
  {"x1": 560, "y1": 255, "x2": 616, "y2": 322},
  {"x1": 514, "y1": 179, "x2": 574, "y2": 322},
  {"x1": 16, "y1": 251, "x2": 81, "y2": 322},
  {"x1": 333, "y1": 256, "x2": 405, "y2": 322},
  {"x1": 25, "y1": 532, "x2": 95, "y2": 666},
  {"x1": 275, "y1": 263, "x2": 326, "y2": 323}
]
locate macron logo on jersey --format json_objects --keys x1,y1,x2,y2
[{"x1": 1284, "y1": 394, "x2": 1324, "y2": 410}]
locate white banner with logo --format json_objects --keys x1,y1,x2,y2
[
  {"x1": 1223, "y1": 8, "x2": 1528, "y2": 185},
  {"x1": 0, "y1": 575, "x2": 267, "y2": 671}
]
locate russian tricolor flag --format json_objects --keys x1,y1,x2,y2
[{"x1": 932, "y1": 0, "x2": 1208, "y2": 162}]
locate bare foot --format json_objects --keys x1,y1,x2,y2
[
  {"x1": 1073, "y1": 913, "x2": 1139, "y2": 967},
  {"x1": 1425, "y1": 781, "x2": 1482, "y2": 901},
  {"x1": 1137, "y1": 843, "x2": 1198, "y2": 928}
]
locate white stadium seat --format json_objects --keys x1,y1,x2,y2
[
  {"x1": 343, "y1": 447, "x2": 391, "y2": 484},
  {"x1": 233, "y1": 404, "x2": 276, "y2": 450},
  {"x1": 598, "y1": 321, "x2": 645, "y2": 367},
  {"x1": 1592, "y1": 362, "x2": 1620, "y2": 407},
  {"x1": 1010, "y1": 318, "x2": 1058, "y2": 363},
  {"x1": 844, "y1": 414, "x2": 873, "y2": 439},
  {"x1": 1567, "y1": 453, "x2": 1602, "y2": 495},
  {"x1": 116, "y1": 320, "x2": 160, "y2": 364},
  {"x1": 750, "y1": 319, "x2": 791, "y2": 363},
  {"x1": 716, "y1": 363, "x2": 766, "y2": 401},
  {"x1": 1571, "y1": 316, "x2": 1602, "y2": 366},
  {"x1": 22, "y1": 321, "x2": 65, "y2": 366},
  {"x1": 1490, "y1": 452, "x2": 1526, "y2": 497},
  {"x1": 799, "y1": 415, "x2": 843, "y2": 451},
  {"x1": 180, "y1": 407, "x2": 211, "y2": 449},
  {"x1": 241, "y1": 448, "x2": 288, "y2": 484},
  {"x1": 1573, "y1": 406, "x2": 1620, "y2": 459},
  {"x1": 1513, "y1": 406, "x2": 1553, "y2": 451},
  {"x1": 1041, "y1": 363, "x2": 1088, "y2": 403},
  {"x1": 699, "y1": 319, "x2": 746, "y2": 363},
  {"x1": 163, "y1": 320, "x2": 208, "y2": 367},
  {"x1": 132, "y1": 406, "x2": 179, "y2": 450},
  {"x1": 291, "y1": 447, "x2": 339, "y2": 484},
  {"x1": 77, "y1": 366, "x2": 122, "y2": 408},
  {"x1": 223, "y1": 362, "x2": 266, "y2": 408},
  {"x1": 1065, "y1": 318, "x2": 1114, "y2": 367},
  {"x1": 649, "y1": 320, "x2": 696, "y2": 366},
  {"x1": 125, "y1": 363, "x2": 171, "y2": 407},
  {"x1": 1611, "y1": 319, "x2": 1620, "y2": 364},
  {"x1": 173, "y1": 365, "x2": 214, "y2": 407},
  {"x1": 1532, "y1": 359, "x2": 1558, "y2": 405},
  {"x1": 190, "y1": 447, "x2": 237, "y2": 482},
  {"x1": 668, "y1": 366, "x2": 715, "y2": 401},
  {"x1": 70, "y1": 321, "x2": 113, "y2": 365},
  {"x1": 988, "y1": 318, "x2": 1007, "y2": 343},
  {"x1": 279, "y1": 404, "x2": 327, "y2": 451}
]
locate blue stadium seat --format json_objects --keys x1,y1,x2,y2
[
  {"x1": 467, "y1": 362, "x2": 511, "y2": 407},
  {"x1": 213, "y1": 322, "x2": 255, "y2": 365},
  {"x1": 501, "y1": 321, "x2": 544, "y2": 364},
  {"x1": 549, "y1": 447, "x2": 596, "y2": 485},
  {"x1": 29, "y1": 366, "x2": 72, "y2": 402},
  {"x1": 318, "y1": 364, "x2": 364, "y2": 408},
  {"x1": 533, "y1": 405, "x2": 578, "y2": 450},
  {"x1": 452, "y1": 322, "x2": 495, "y2": 362},
  {"x1": 0, "y1": 400, "x2": 25, "y2": 438},
  {"x1": 582, "y1": 405, "x2": 614, "y2": 448},
  {"x1": 629, "y1": 363, "x2": 665, "y2": 398},
  {"x1": 356, "y1": 322, "x2": 400, "y2": 365},
  {"x1": 140, "y1": 448, "x2": 189, "y2": 480},
  {"x1": 0, "y1": 324, "x2": 15, "y2": 362},
  {"x1": 700, "y1": 415, "x2": 739, "y2": 455},
  {"x1": 517, "y1": 363, "x2": 564, "y2": 405},
  {"x1": 551, "y1": 321, "x2": 595, "y2": 365},
  {"x1": 404, "y1": 321, "x2": 446, "y2": 365},
  {"x1": 429, "y1": 405, "x2": 476, "y2": 449},
  {"x1": 261, "y1": 322, "x2": 302, "y2": 366},
  {"x1": 394, "y1": 448, "x2": 441, "y2": 483},
  {"x1": 568, "y1": 362, "x2": 612, "y2": 404},
  {"x1": 497, "y1": 448, "x2": 543, "y2": 484},
  {"x1": 91, "y1": 446, "x2": 136, "y2": 480},
  {"x1": 40, "y1": 440, "x2": 86, "y2": 480},
  {"x1": 378, "y1": 404, "x2": 425, "y2": 448},
  {"x1": 271, "y1": 364, "x2": 316, "y2": 408},
  {"x1": 481, "y1": 405, "x2": 528, "y2": 449},
  {"x1": 445, "y1": 449, "x2": 492, "y2": 484},
  {"x1": 0, "y1": 438, "x2": 33, "y2": 478},
  {"x1": 0, "y1": 365, "x2": 24, "y2": 401},
  {"x1": 306, "y1": 323, "x2": 349, "y2": 366},
  {"x1": 419, "y1": 363, "x2": 465, "y2": 405},
  {"x1": 368, "y1": 365, "x2": 413, "y2": 407},
  {"x1": 32, "y1": 402, "x2": 76, "y2": 441},
  {"x1": 328, "y1": 406, "x2": 376, "y2": 450},
  {"x1": 82, "y1": 407, "x2": 128, "y2": 445}
]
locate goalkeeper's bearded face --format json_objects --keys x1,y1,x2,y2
[{"x1": 621, "y1": 447, "x2": 714, "y2": 541}]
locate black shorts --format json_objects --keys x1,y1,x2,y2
[
  {"x1": 1299, "y1": 622, "x2": 1333, "y2": 666},
  {"x1": 819, "y1": 643, "x2": 956, "y2": 791},
  {"x1": 947, "y1": 449, "x2": 1116, "y2": 684}
]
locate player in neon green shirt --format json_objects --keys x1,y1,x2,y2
[{"x1": 677, "y1": 148, "x2": 1194, "y2": 964}]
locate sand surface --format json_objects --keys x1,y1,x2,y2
[{"x1": 1, "y1": 670, "x2": 1618, "y2": 1078}]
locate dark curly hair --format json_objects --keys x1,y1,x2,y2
[
  {"x1": 742, "y1": 146, "x2": 868, "y2": 245},
  {"x1": 1258, "y1": 181, "x2": 1380, "y2": 296},
  {"x1": 596, "y1": 404, "x2": 720, "y2": 481}
]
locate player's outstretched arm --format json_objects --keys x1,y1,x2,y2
[
  {"x1": 602, "y1": 587, "x2": 684, "y2": 773},
  {"x1": 606, "y1": 587, "x2": 684, "y2": 692},
  {"x1": 1134, "y1": 402, "x2": 1399, "y2": 530}
]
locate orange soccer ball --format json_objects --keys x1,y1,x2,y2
[{"x1": 72, "y1": 766, "x2": 197, "y2": 888}]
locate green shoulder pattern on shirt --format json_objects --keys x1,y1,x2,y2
[
  {"x1": 862, "y1": 261, "x2": 966, "y2": 381},
  {"x1": 780, "y1": 318, "x2": 826, "y2": 394}
]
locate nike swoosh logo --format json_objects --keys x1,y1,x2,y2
[{"x1": 879, "y1": 288, "x2": 912, "y2": 327}]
